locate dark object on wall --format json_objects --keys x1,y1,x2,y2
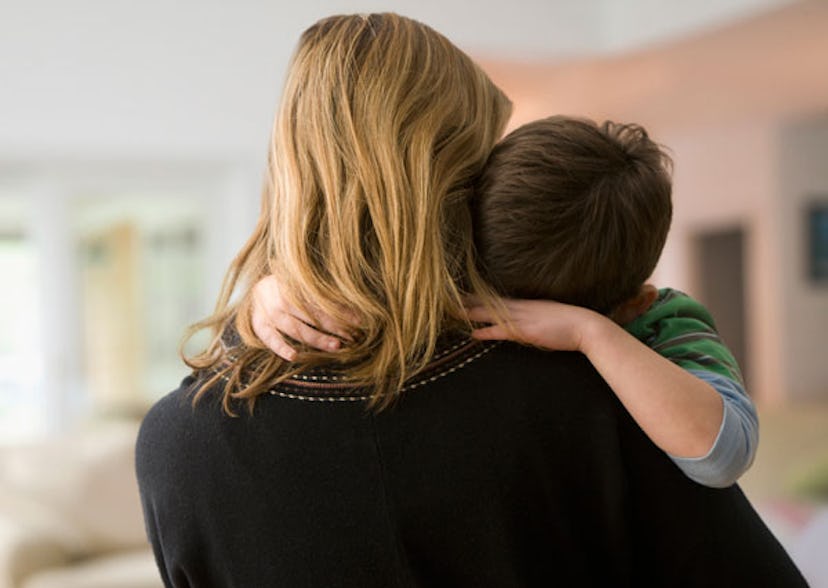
[{"x1": 808, "y1": 202, "x2": 828, "y2": 282}]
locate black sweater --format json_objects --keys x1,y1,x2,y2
[{"x1": 136, "y1": 339, "x2": 806, "y2": 587}]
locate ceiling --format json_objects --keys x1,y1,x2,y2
[{"x1": 0, "y1": 0, "x2": 797, "y2": 161}]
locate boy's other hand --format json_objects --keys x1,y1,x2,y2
[
  {"x1": 251, "y1": 275, "x2": 354, "y2": 361},
  {"x1": 466, "y1": 298, "x2": 604, "y2": 353}
]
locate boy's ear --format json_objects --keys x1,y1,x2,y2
[{"x1": 610, "y1": 283, "x2": 659, "y2": 325}]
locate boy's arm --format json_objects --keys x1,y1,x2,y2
[
  {"x1": 469, "y1": 298, "x2": 756, "y2": 486},
  {"x1": 579, "y1": 313, "x2": 728, "y2": 461},
  {"x1": 670, "y1": 369, "x2": 758, "y2": 487},
  {"x1": 583, "y1": 314, "x2": 759, "y2": 487},
  {"x1": 469, "y1": 299, "x2": 724, "y2": 459},
  {"x1": 624, "y1": 289, "x2": 758, "y2": 486}
]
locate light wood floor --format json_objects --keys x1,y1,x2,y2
[{"x1": 741, "y1": 403, "x2": 828, "y2": 504}]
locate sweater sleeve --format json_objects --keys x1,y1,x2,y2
[
  {"x1": 135, "y1": 382, "x2": 198, "y2": 588},
  {"x1": 135, "y1": 395, "x2": 177, "y2": 588},
  {"x1": 625, "y1": 289, "x2": 758, "y2": 487},
  {"x1": 668, "y1": 369, "x2": 758, "y2": 487},
  {"x1": 625, "y1": 289, "x2": 744, "y2": 383}
]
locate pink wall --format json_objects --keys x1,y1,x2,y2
[{"x1": 776, "y1": 119, "x2": 828, "y2": 402}]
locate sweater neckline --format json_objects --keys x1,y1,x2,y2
[{"x1": 268, "y1": 336, "x2": 498, "y2": 402}]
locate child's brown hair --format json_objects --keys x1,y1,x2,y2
[{"x1": 472, "y1": 116, "x2": 673, "y2": 314}]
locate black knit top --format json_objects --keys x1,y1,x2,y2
[{"x1": 136, "y1": 339, "x2": 805, "y2": 587}]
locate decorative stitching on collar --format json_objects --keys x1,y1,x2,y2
[
  {"x1": 286, "y1": 337, "x2": 473, "y2": 383},
  {"x1": 269, "y1": 342, "x2": 498, "y2": 402}
]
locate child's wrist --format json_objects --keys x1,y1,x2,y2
[{"x1": 578, "y1": 310, "x2": 620, "y2": 356}]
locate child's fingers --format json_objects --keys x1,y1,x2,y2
[
  {"x1": 470, "y1": 325, "x2": 514, "y2": 341},
  {"x1": 272, "y1": 312, "x2": 342, "y2": 352},
  {"x1": 271, "y1": 335, "x2": 298, "y2": 362},
  {"x1": 311, "y1": 309, "x2": 357, "y2": 343},
  {"x1": 251, "y1": 300, "x2": 289, "y2": 355},
  {"x1": 278, "y1": 298, "x2": 357, "y2": 343},
  {"x1": 275, "y1": 302, "x2": 320, "y2": 335},
  {"x1": 465, "y1": 305, "x2": 497, "y2": 324},
  {"x1": 266, "y1": 298, "x2": 351, "y2": 344},
  {"x1": 257, "y1": 327, "x2": 298, "y2": 362}
]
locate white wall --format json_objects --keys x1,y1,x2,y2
[
  {"x1": 602, "y1": 0, "x2": 792, "y2": 52},
  {"x1": 0, "y1": 0, "x2": 607, "y2": 163},
  {"x1": 0, "y1": 0, "x2": 789, "y2": 162}
]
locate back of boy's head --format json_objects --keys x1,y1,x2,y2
[{"x1": 472, "y1": 115, "x2": 673, "y2": 314}]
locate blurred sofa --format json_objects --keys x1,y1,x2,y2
[{"x1": 0, "y1": 422, "x2": 161, "y2": 588}]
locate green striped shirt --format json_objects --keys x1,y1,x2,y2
[{"x1": 625, "y1": 288, "x2": 743, "y2": 385}]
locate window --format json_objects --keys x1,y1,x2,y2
[
  {"x1": 0, "y1": 197, "x2": 45, "y2": 442},
  {"x1": 1, "y1": 181, "x2": 215, "y2": 444},
  {"x1": 73, "y1": 193, "x2": 206, "y2": 415}
]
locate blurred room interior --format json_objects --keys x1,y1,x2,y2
[{"x1": 1, "y1": 1, "x2": 827, "y2": 586}]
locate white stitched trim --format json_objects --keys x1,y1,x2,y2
[
  {"x1": 268, "y1": 390, "x2": 367, "y2": 402},
  {"x1": 431, "y1": 338, "x2": 472, "y2": 360},
  {"x1": 269, "y1": 343, "x2": 497, "y2": 402},
  {"x1": 287, "y1": 338, "x2": 472, "y2": 382},
  {"x1": 400, "y1": 344, "x2": 495, "y2": 392},
  {"x1": 290, "y1": 373, "x2": 345, "y2": 382}
]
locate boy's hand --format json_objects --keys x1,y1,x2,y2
[
  {"x1": 466, "y1": 298, "x2": 603, "y2": 353},
  {"x1": 250, "y1": 275, "x2": 354, "y2": 361}
]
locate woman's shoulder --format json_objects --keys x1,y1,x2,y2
[
  {"x1": 418, "y1": 339, "x2": 620, "y2": 424},
  {"x1": 483, "y1": 340, "x2": 614, "y2": 393},
  {"x1": 135, "y1": 374, "x2": 220, "y2": 475},
  {"x1": 139, "y1": 375, "x2": 197, "y2": 430}
]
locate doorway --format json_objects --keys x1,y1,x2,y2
[{"x1": 692, "y1": 227, "x2": 749, "y2": 389}]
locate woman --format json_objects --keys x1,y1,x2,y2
[
  {"x1": 136, "y1": 13, "x2": 805, "y2": 587},
  {"x1": 179, "y1": 11, "x2": 510, "y2": 412}
]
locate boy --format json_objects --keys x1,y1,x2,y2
[
  {"x1": 250, "y1": 116, "x2": 757, "y2": 488},
  {"x1": 465, "y1": 116, "x2": 756, "y2": 488}
]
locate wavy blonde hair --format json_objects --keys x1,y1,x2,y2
[{"x1": 183, "y1": 13, "x2": 512, "y2": 412}]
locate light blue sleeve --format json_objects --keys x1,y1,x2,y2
[{"x1": 668, "y1": 369, "x2": 759, "y2": 488}]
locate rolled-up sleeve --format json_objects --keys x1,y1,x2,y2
[{"x1": 668, "y1": 369, "x2": 759, "y2": 488}]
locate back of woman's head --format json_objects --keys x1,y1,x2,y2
[{"x1": 185, "y1": 13, "x2": 512, "y2": 411}]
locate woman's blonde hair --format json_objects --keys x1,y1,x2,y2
[{"x1": 183, "y1": 13, "x2": 512, "y2": 412}]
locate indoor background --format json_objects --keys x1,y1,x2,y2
[{"x1": 1, "y1": 1, "x2": 826, "y2": 586}]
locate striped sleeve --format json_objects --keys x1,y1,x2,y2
[
  {"x1": 669, "y1": 369, "x2": 758, "y2": 487},
  {"x1": 625, "y1": 288, "x2": 743, "y2": 384},
  {"x1": 625, "y1": 289, "x2": 758, "y2": 487}
]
